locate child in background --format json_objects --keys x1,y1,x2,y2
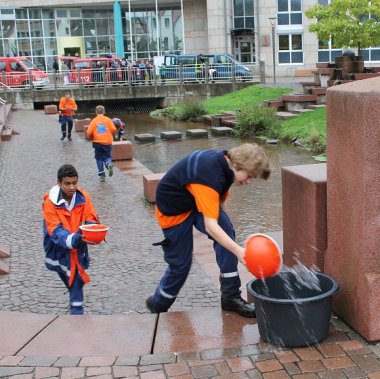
[
  {"x1": 58, "y1": 91, "x2": 77, "y2": 141},
  {"x1": 87, "y1": 105, "x2": 116, "y2": 182},
  {"x1": 112, "y1": 117, "x2": 126, "y2": 141}
]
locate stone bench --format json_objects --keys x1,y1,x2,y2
[
  {"x1": 282, "y1": 163, "x2": 327, "y2": 270},
  {"x1": 143, "y1": 173, "x2": 165, "y2": 203},
  {"x1": 112, "y1": 141, "x2": 133, "y2": 161},
  {"x1": 74, "y1": 118, "x2": 91, "y2": 132},
  {"x1": 44, "y1": 104, "x2": 58, "y2": 114}
]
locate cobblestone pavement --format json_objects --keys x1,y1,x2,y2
[
  {"x1": 0, "y1": 109, "x2": 220, "y2": 316},
  {"x1": 2, "y1": 109, "x2": 380, "y2": 379}
]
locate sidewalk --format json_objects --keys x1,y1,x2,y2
[{"x1": 0, "y1": 108, "x2": 380, "y2": 378}]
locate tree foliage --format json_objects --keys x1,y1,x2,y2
[{"x1": 305, "y1": 0, "x2": 380, "y2": 54}]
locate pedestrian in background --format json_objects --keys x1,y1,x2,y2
[
  {"x1": 87, "y1": 105, "x2": 116, "y2": 182},
  {"x1": 112, "y1": 117, "x2": 126, "y2": 141},
  {"x1": 61, "y1": 60, "x2": 70, "y2": 85},
  {"x1": 58, "y1": 91, "x2": 77, "y2": 141},
  {"x1": 146, "y1": 143, "x2": 271, "y2": 318},
  {"x1": 42, "y1": 164, "x2": 99, "y2": 315}
]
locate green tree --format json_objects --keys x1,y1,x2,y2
[{"x1": 305, "y1": 0, "x2": 380, "y2": 55}]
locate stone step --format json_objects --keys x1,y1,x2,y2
[
  {"x1": 134, "y1": 133, "x2": 156, "y2": 142},
  {"x1": 186, "y1": 129, "x2": 208, "y2": 138},
  {"x1": 276, "y1": 111, "x2": 298, "y2": 120},
  {"x1": 160, "y1": 131, "x2": 182, "y2": 140},
  {"x1": 305, "y1": 104, "x2": 326, "y2": 109},
  {"x1": 1, "y1": 128, "x2": 12, "y2": 141},
  {"x1": 211, "y1": 126, "x2": 233, "y2": 136},
  {"x1": 290, "y1": 109, "x2": 315, "y2": 114}
]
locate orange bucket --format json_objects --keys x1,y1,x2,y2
[
  {"x1": 79, "y1": 224, "x2": 109, "y2": 244},
  {"x1": 245, "y1": 233, "x2": 282, "y2": 279}
]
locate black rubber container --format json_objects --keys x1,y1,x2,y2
[{"x1": 247, "y1": 272, "x2": 339, "y2": 347}]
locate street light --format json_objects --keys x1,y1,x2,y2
[{"x1": 268, "y1": 16, "x2": 277, "y2": 84}]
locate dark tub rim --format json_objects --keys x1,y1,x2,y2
[{"x1": 248, "y1": 272, "x2": 339, "y2": 304}]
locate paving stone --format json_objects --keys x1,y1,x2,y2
[
  {"x1": 79, "y1": 356, "x2": 116, "y2": 367},
  {"x1": 256, "y1": 358, "x2": 283, "y2": 372},
  {"x1": 113, "y1": 365, "x2": 138, "y2": 377},
  {"x1": 19, "y1": 356, "x2": 57, "y2": 367},
  {"x1": 210, "y1": 126, "x2": 233, "y2": 136},
  {"x1": 0, "y1": 261, "x2": 9, "y2": 275},
  {"x1": 0, "y1": 245, "x2": 10, "y2": 258},
  {"x1": 60, "y1": 367, "x2": 85, "y2": 379},
  {"x1": 0, "y1": 367, "x2": 34, "y2": 377},
  {"x1": 34, "y1": 366, "x2": 60, "y2": 378},
  {"x1": 53, "y1": 356, "x2": 81, "y2": 367},
  {"x1": 140, "y1": 352, "x2": 177, "y2": 366},
  {"x1": 190, "y1": 363, "x2": 218, "y2": 378}
]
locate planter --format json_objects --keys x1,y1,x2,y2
[{"x1": 247, "y1": 272, "x2": 339, "y2": 347}]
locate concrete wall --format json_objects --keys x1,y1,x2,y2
[{"x1": 325, "y1": 77, "x2": 380, "y2": 341}]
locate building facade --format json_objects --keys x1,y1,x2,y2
[{"x1": 0, "y1": 0, "x2": 379, "y2": 74}]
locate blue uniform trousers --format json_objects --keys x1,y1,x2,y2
[
  {"x1": 60, "y1": 115, "x2": 73, "y2": 138},
  {"x1": 58, "y1": 271, "x2": 85, "y2": 315},
  {"x1": 93, "y1": 143, "x2": 112, "y2": 177},
  {"x1": 152, "y1": 209, "x2": 241, "y2": 312}
]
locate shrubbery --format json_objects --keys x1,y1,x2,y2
[
  {"x1": 233, "y1": 105, "x2": 281, "y2": 139},
  {"x1": 151, "y1": 99, "x2": 207, "y2": 122}
]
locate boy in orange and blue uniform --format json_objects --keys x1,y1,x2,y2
[
  {"x1": 43, "y1": 164, "x2": 99, "y2": 315},
  {"x1": 87, "y1": 105, "x2": 116, "y2": 182},
  {"x1": 58, "y1": 91, "x2": 77, "y2": 141},
  {"x1": 146, "y1": 144, "x2": 271, "y2": 318},
  {"x1": 112, "y1": 117, "x2": 126, "y2": 141}
]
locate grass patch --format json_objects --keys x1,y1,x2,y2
[
  {"x1": 278, "y1": 107, "x2": 326, "y2": 154},
  {"x1": 203, "y1": 85, "x2": 294, "y2": 114}
]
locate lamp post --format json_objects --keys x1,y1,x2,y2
[{"x1": 268, "y1": 16, "x2": 277, "y2": 84}]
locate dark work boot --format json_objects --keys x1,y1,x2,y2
[
  {"x1": 60, "y1": 134, "x2": 66, "y2": 141},
  {"x1": 146, "y1": 295, "x2": 159, "y2": 314},
  {"x1": 221, "y1": 296, "x2": 256, "y2": 318}
]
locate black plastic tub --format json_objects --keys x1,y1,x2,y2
[{"x1": 247, "y1": 272, "x2": 339, "y2": 347}]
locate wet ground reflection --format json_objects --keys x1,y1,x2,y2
[{"x1": 91, "y1": 113, "x2": 317, "y2": 240}]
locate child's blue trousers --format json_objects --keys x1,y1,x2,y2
[
  {"x1": 152, "y1": 209, "x2": 242, "y2": 312},
  {"x1": 92, "y1": 143, "x2": 112, "y2": 177},
  {"x1": 58, "y1": 271, "x2": 84, "y2": 314}
]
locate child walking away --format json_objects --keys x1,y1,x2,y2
[
  {"x1": 87, "y1": 105, "x2": 116, "y2": 182},
  {"x1": 58, "y1": 91, "x2": 77, "y2": 141},
  {"x1": 112, "y1": 117, "x2": 126, "y2": 141},
  {"x1": 42, "y1": 164, "x2": 99, "y2": 315},
  {"x1": 146, "y1": 143, "x2": 271, "y2": 318}
]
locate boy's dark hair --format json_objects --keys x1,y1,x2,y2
[{"x1": 57, "y1": 164, "x2": 78, "y2": 182}]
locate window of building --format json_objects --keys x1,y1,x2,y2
[
  {"x1": 278, "y1": 0, "x2": 302, "y2": 25},
  {"x1": 233, "y1": 0, "x2": 254, "y2": 29},
  {"x1": 278, "y1": 33, "x2": 303, "y2": 63},
  {"x1": 165, "y1": 18, "x2": 170, "y2": 28}
]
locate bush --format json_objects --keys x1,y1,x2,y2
[
  {"x1": 234, "y1": 105, "x2": 281, "y2": 138},
  {"x1": 176, "y1": 100, "x2": 207, "y2": 121}
]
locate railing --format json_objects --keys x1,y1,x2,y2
[{"x1": 0, "y1": 62, "x2": 263, "y2": 94}]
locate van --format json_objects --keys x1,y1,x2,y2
[
  {"x1": 163, "y1": 54, "x2": 205, "y2": 80},
  {"x1": 200, "y1": 53, "x2": 252, "y2": 81},
  {"x1": 0, "y1": 57, "x2": 50, "y2": 88},
  {"x1": 163, "y1": 53, "x2": 252, "y2": 81}
]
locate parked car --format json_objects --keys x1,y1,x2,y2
[
  {"x1": 0, "y1": 56, "x2": 50, "y2": 88},
  {"x1": 163, "y1": 54, "x2": 205, "y2": 81}
]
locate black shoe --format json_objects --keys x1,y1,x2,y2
[
  {"x1": 221, "y1": 296, "x2": 256, "y2": 318},
  {"x1": 68, "y1": 135, "x2": 72, "y2": 141},
  {"x1": 60, "y1": 135, "x2": 65, "y2": 141},
  {"x1": 146, "y1": 295, "x2": 158, "y2": 314}
]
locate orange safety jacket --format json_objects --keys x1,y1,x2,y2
[
  {"x1": 43, "y1": 185, "x2": 98, "y2": 287},
  {"x1": 59, "y1": 97, "x2": 77, "y2": 117},
  {"x1": 87, "y1": 114, "x2": 116, "y2": 145}
]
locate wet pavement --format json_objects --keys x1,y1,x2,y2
[{"x1": 1, "y1": 108, "x2": 380, "y2": 378}]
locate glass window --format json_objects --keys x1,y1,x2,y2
[
  {"x1": 279, "y1": 33, "x2": 303, "y2": 64},
  {"x1": 0, "y1": 42, "x2": 3, "y2": 57},
  {"x1": 44, "y1": 38, "x2": 57, "y2": 55},
  {"x1": 246, "y1": 16, "x2": 254, "y2": 28},
  {"x1": 2, "y1": 20, "x2": 16, "y2": 38},
  {"x1": 56, "y1": 19, "x2": 70, "y2": 37},
  {"x1": 234, "y1": 17, "x2": 244, "y2": 28},
  {"x1": 0, "y1": 61, "x2": 5, "y2": 71},
  {"x1": 234, "y1": 0, "x2": 244, "y2": 17},
  {"x1": 245, "y1": 0, "x2": 254, "y2": 15},
  {"x1": 32, "y1": 38, "x2": 44, "y2": 55},
  {"x1": 84, "y1": 37, "x2": 97, "y2": 55},
  {"x1": 4, "y1": 39, "x2": 18, "y2": 56},
  {"x1": 16, "y1": 20, "x2": 30, "y2": 38},
  {"x1": 15, "y1": 9, "x2": 27, "y2": 19},
  {"x1": 278, "y1": 14, "x2": 289, "y2": 25},
  {"x1": 56, "y1": 9, "x2": 67, "y2": 18},
  {"x1": 290, "y1": 13, "x2": 302, "y2": 24},
  {"x1": 70, "y1": 20, "x2": 83, "y2": 36},
  {"x1": 165, "y1": 18, "x2": 170, "y2": 28},
  {"x1": 70, "y1": 9, "x2": 81, "y2": 18},
  {"x1": 83, "y1": 10, "x2": 94, "y2": 19},
  {"x1": 96, "y1": 19, "x2": 109, "y2": 35},
  {"x1": 29, "y1": 20, "x2": 43, "y2": 38},
  {"x1": 28, "y1": 9, "x2": 41, "y2": 19},
  {"x1": 42, "y1": 9, "x2": 54, "y2": 19},
  {"x1": 18, "y1": 38, "x2": 31, "y2": 56},
  {"x1": 291, "y1": 0, "x2": 301, "y2": 11},
  {"x1": 278, "y1": 0, "x2": 302, "y2": 25},
  {"x1": 95, "y1": 10, "x2": 108, "y2": 18},
  {"x1": 278, "y1": 0, "x2": 288, "y2": 12},
  {"x1": 1, "y1": 9, "x2": 14, "y2": 16},
  {"x1": 83, "y1": 19, "x2": 96, "y2": 36},
  {"x1": 371, "y1": 49, "x2": 380, "y2": 60},
  {"x1": 97, "y1": 36, "x2": 111, "y2": 54},
  {"x1": 42, "y1": 20, "x2": 56, "y2": 38}
]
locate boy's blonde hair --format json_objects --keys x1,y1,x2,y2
[
  {"x1": 227, "y1": 143, "x2": 271, "y2": 180},
  {"x1": 96, "y1": 105, "x2": 105, "y2": 115}
]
